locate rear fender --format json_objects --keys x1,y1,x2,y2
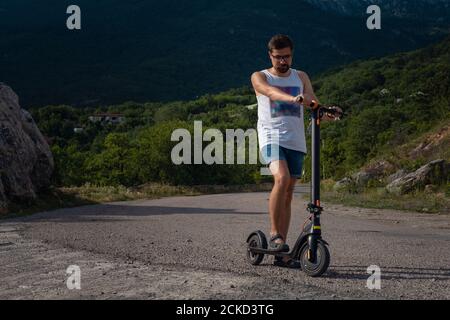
[{"x1": 246, "y1": 230, "x2": 266, "y2": 243}]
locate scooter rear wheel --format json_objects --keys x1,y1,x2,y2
[
  {"x1": 298, "y1": 240, "x2": 330, "y2": 277},
  {"x1": 246, "y1": 231, "x2": 267, "y2": 265}
]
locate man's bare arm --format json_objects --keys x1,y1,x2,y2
[
  {"x1": 298, "y1": 71, "x2": 342, "y2": 121},
  {"x1": 298, "y1": 71, "x2": 319, "y2": 107},
  {"x1": 251, "y1": 72, "x2": 301, "y2": 104}
]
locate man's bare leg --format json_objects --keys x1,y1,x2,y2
[
  {"x1": 280, "y1": 178, "x2": 297, "y2": 242},
  {"x1": 277, "y1": 178, "x2": 297, "y2": 262},
  {"x1": 269, "y1": 160, "x2": 290, "y2": 245}
]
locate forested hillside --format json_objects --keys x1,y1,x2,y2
[{"x1": 30, "y1": 37, "x2": 450, "y2": 188}]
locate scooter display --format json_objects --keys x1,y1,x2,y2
[{"x1": 246, "y1": 98, "x2": 342, "y2": 277}]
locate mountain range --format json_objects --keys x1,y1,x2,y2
[
  {"x1": 305, "y1": 0, "x2": 450, "y2": 20},
  {"x1": 0, "y1": 0, "x2": 449, "y2": 107}
]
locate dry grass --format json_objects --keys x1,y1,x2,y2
[{"x1": 321, "y1": 184, "x2": 450, "y2": 214}]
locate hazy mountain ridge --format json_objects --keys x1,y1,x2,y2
[
  {"x1": 304, "y1": 0, "x2": 450, "y2": 20},
  {"x1": 0, "y1": 0, "x2": 448, "y2": 107}
]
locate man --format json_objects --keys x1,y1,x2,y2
[{"x1": 251, "y1": 34, "x2": 340, "y2": 268}]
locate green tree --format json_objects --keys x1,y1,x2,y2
[{"x1": 85, "y1": 133, "x2": 139, "y2": 186}]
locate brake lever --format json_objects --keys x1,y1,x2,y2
[{"x1": 321, "y1": 106, "x2": 343, "y2": 120}]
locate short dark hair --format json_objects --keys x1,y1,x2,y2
[{"x1": 268, "y1": 34, "x2": 294, "y2": 52}]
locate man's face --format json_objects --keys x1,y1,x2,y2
[{"x1": 269, "y1": 47, "x2": 293, "y2": 74}]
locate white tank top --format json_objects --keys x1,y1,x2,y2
[{"x1": 257, "y1": 68, "x2": 307, "y2": 153}]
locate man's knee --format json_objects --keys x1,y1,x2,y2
[{"x1": 274, "y1": 174, "x2": 291, "y2": 189}]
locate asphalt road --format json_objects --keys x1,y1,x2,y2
[{"x1": 1, "y1": 185, "x2": 449, "y2": 300}]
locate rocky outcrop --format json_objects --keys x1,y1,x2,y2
[
  {"x1": 333, "y1": 177, "x2": 355, "y2": 193},
  {"x1": 352, "y1": 160, "x2": 395, "y2": 187},
  {"x1": 386, "y1": 169, "x2": 408, "y2": 184},
  {"x1": 386, "y1": 159, "x2": 448, "y2": 195},
  {"x1": 333, "y1": 158, "x2": 449, "y2": 195},
  {"x1": 334, "y1": 160, "x2": 396, "y2": 192},
  {"x1": 0, "y1": 83, "x2": 54, "y2": 211}
]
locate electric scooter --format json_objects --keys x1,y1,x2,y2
[{"x1": 246, "y1": 98, "x2": 343, "y2": 277}]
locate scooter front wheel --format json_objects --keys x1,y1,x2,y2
[{"x1": 298, "y1": 240, "x2": 330, "y2": 277}]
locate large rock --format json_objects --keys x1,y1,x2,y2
[
  {"x1": 333, "y1": 177, "x2": 355, "y2": 193},
  {"x1": 386, "y1": 159, "x2": 448, "y2": 195},
  {"x1": 351, "y1": 160, "x2": 395, "y2": 187},
  {"x1": 386, "y1": 169, "x2": 408, "y2": 184},
  {"x1": 0, "y1": 83, "x2": 54, "y2": 209}
]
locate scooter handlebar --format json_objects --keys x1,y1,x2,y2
[
  {"x1": 293, "y1": 95, "x2": 319, "y2": 109},
  {"x1": 295, "y1": 95, "x2": 343, "y2": 119},
  {"x1": 310, "y1": 100, "x2": 320, "y2": 109},
  {"x1": 321, "y1": 106, "x2": 344, "y2": 120}
]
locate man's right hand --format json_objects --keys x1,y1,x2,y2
[{"x1": 291, "y1": 95, "x2": 304, "y2": 104}]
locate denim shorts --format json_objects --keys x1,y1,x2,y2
[{"x1": 260, "y1": 144, "x2": 305, "y2": 178}]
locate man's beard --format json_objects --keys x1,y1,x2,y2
[{"x1": 275, "y1": 65, "x2": 290, "y2": 73}]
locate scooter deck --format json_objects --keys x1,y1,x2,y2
[{"x1": 248, "y1": 247, "x2": 293, "y2": 257}]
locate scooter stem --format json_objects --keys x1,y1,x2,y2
[
  {"x1": 307, "y1": 102, "x2": 323, "y2": 263},
  {"x1": 311, "y1": 104, "x2": 320, "y2": 206}
]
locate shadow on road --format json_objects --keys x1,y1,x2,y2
[
  {"x1": 14, "y1": 204, "x2": 266, "y2": 223},
  {"x1": 325, "y1": 265, "x2": 450, "y2": 281}
]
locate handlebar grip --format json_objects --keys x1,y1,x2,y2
[{"x1": 310, "y1": 100, "x2": 320, "y2": 109}]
